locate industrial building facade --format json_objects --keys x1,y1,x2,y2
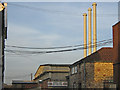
[
  {"x1": 34, "y1": 64, "x2": 70, "y2": 89},
  {"x1": 67, "y1": 21, "x2": 120, "y2": 89},
  {"x1": 32, "y1": 21, "x2": 120, "y2": 89},
  {"x1": 113, "y1": 21, "x2": 120, "y2": 88},
  {"x1": 68, "y1": 48, "x2": 114, "y2": 88}
]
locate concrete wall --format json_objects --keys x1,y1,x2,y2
[
  {"x1": 51, "y1": 66, "x2": 70, "y2": 71},
  {"x1": 35, "y1": 65, "x2": 69, "y2": 79},
  {"x1": 35, "y1": 72, "x2": 50, "y2": 81},
  {"x1": 51, "y1": 72, "x2": 69, "y2": 81}
]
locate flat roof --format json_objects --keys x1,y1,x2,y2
[{"x1": 12, "y1": 80, "x2": 37, "y2": 84}]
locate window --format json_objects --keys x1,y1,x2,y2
[
  {"x1": 71, "y1": 67, "x2": 74, "y2": 74},
  {"x1": 75, "y1": 66, "x2": 77, "y2": 73},
  {"x1": 48, "y1": 82, "x2": 53, "y2": 86},
  {"x1": 71, "y1": 66, "x2": 77, "y2": 74},
  {"x1": 62, "y1": 82, "x2": 68, "y2": 86}
]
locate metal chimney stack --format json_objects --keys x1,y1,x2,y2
[
  {"x1": 83, "y1": 3, "x2": 97, "y2": 57},
  {"x1": 92, "y1": 3, "x2": 97, "y2": 53},
  {"x1": 83, "y1": 13, "x2": 87, "y2": 57},
  {"x1": 88, "y1": 8, "x2": 92, "y2": 55}
]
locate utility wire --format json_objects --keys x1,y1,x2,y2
[
  {"x1": 5, "y1": 39, "x2": 112, "y2": 50},
  {"x1": 8, "y1": 3, "x2": 77, "y2": 16},
  {"x1": 5, "y1": 39, "x2": 112, "y2": 55},
  {"x1": 8, "y1": 3, "x2": 118, "y2": 17}
]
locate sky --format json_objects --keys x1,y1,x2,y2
[{"x1": 4, "y1": 2, "x2": 118, "y2": 84}]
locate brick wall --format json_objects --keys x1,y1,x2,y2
[
  {"x1": 113, "y1": 21, "x2": 120, "y2": 87},
  {"x1": 69, "y1": 61, "x2": 113, "y2": 88}
]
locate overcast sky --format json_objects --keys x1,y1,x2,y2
[{"x1": 4, "y1": 2, "x2": 118, "y2": 84}]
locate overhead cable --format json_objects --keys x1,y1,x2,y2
[
  {"x1": 5, "y1": 39, "x2": 112, "y2": 50},
  {"x1": 8, "y1": 3, "x2": 117, "y2": 17},
  {"x1": 5, "y1": 39, "x2": 112, "y2": 55}
]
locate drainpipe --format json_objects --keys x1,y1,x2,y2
[{"x1": 83, "y1": 61, "x2": 86, "y2": 88}]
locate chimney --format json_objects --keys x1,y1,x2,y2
[
  {"x1": 88, "y1": 8, "x2": 92, "y2": 55},
  {"x1": 83, "y1": 13, "x2": 87, "y2": 57},
  {"x1": 92, "y1": 3, "x2": 97, "y2": 53}
]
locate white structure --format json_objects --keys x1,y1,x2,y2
[
  {"x1": 118, "y1": 1, "x2": 120, "y2": 21},
  {"x1": 0, "y1": 8, "x2": 3, "y2": 90}
]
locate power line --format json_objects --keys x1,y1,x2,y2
[
  {"x1": 8, "y1": 3, "x2": 78, "y2": 16},
  {"x1": 5, "y1": 39, "x2": 112, "y2": 55},
  {"x1": 5, "y1": 39, "x2": 112, "y2": 50},
  {"x1": 8, "y1": 3, "x2": 118, "y2": 17}
]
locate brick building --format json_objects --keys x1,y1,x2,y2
[
  {"x1": 34, "y1": 64, "x2": 70, "y2": 89},
  {"x1": 68, "y1": 22, "x2": 120, "y2": 89},
  {"x1": 113, "y1": 21, "x2": 120, "y2": 88},
  {"x1": 68, "y1": 47, "x2": 114, "y2": 88}
]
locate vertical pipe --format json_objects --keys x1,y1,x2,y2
[
  {"x1": 4, "y1": 3, "x2": 7, "y2": 27},
  {"x1": 83, "y1": 13, "x2": 87, "y2": 88},
  {"x1": 92, "y1": 3, "x2": 97, "y2": 53},
  {"x1": 31, "y1": 73, "x2": 33, "y2": 81},
  {"x1": 83, "y1": 13, "x2": 87, "y2": 57},
  {"x1": 88, "y1": 8, "x2": 92, "y2": 55},
  {"x1": 0, "y1": 7, "x2": 2, "y2": 90},
  {"x1": 4, "y1": 3, "x2": 7, "y2": 39}
]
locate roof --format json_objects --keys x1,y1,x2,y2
[
  {"x1": 34, "y1": 64, "x2": 71, "y2": 76},
  {"x1": 40, "y1": 64, "x2": 71, "y2": 66},
  {"x1": 34, "y1": 70, "x2": 69, "y2": 80},
  {"x1": 70, "y1": 47, "x2": 113, "y2": 67},
  {"x1": 112, "y1": 21, "x2": 120, "y2": 27},
  {"x1": 12, "y1": 80, "x2": 37, "y2": 84}
]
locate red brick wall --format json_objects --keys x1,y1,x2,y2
[
  {"x1": 113, "y1": 21, "x2": 120, "y2": 63},
  {"x1": 24, "y1": 84, "x2": 38, "y2": 88},
  {"x1": 83, "y1": 47, "x2": 113, "y2": 62},
  {"x1": 41, "y1": 79, "x2": 51, "y2": 89},
  {"x1": 113, "y1": 21, "x2": 120, "y2": 85}
]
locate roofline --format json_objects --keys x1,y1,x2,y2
[
  {"x1": 12, "y1": 80, "x2": 37, "y2": 84},
  {"x1": 34, "y1": 64, "x2": 71, "y2": 76},
  {"x1": 40, "y1": 64, "x2": 71, "y2": 66},
  {"x1": 112, "y1": 21, "x2": 120, "y2": 27},
  {"x1": 34, "y1": 70, "x2": 69, "y2": 80},
  {"x1": 12, "y1": 82, "x2": 37, "y2": 84},
  {"x1": 70, "y1": 47, "x2": 113, "y2": 67}
]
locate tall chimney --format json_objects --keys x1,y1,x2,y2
[
  {"x1": 88, "y1": 8, "x2": 92, "y2": 55},
  {"x1": 83, "y1": 13, "x2": 87, "y2": 57},
  {"x1": 92, "y1": 3, "x2": 97, "y2": 53}
]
